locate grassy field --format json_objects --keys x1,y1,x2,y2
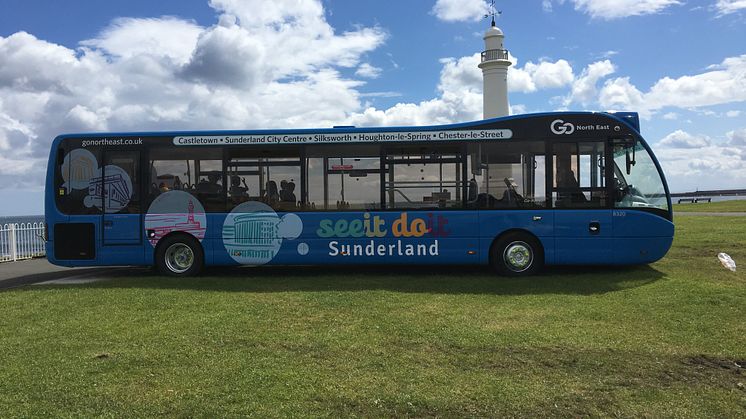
[
  {"x1": 1, "y1": 216, "x2": 745, "y2": 417},
  {"x1": 674, "y1": 199, "x2": 746, "y2": 212}
]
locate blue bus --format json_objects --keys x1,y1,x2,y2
[{"x1": 45, "y1": 112, "x2": 674, "y2": 276}]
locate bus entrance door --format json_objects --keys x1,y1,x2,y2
[
  {"x1": 551, "y1": 141, "x2": 613, "y2": 264},
  {"x1": 102, "y1": 150, "x2": 142, "y2": 245}
]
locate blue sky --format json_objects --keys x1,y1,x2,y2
[{"x1": 0, "y1": 0, "x2": 745, "y2": 215}]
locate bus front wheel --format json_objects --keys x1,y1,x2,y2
[
  {"x1": 491, "y1": 232, "x2": 544, "y2": 276},
  {"x1": 155, "y1": 234, "x2": 204, "y2": 277}
]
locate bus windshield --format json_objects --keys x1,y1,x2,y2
[{"x1": 613, "y1": 139, "x2": 669, "y2": 214}]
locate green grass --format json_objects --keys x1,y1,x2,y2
[
  {"x1": 674, "y1": 199, "x2": 746, "y2": 212},
  {"x1": 1, "y1": 216, "x2": 745, "y2": 417}
]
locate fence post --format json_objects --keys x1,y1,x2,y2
[{"x1": 9, "y1": 224, "x2": 17, "y2": 262}]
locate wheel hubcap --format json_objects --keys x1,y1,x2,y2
[
  {"x1": 164, "y1": 243, "x2": 194, "y2": 274},
  {"x1": 503, "y1": 241, "x2": 533, "y2": 272}
]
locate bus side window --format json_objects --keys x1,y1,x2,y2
[
  {"x1": 225, "y1": 147, "x2": 301, "y2": 212},
  {"x1": 149, "y1": 148, "x2": 225, "y2": 212},
  {"x1": 384, "y1": 145, "x2": 464, "y2": 210},
  {"x1": 306, "y1": 144, "x2": 381, "y2": 211}
]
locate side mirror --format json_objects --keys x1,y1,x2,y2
[
  {"x1": 625, "y1": 148, "x2": 631, "y2": 175},
  {"x1": 624, "y1": 138, "x2": 637, "y2": 175}
]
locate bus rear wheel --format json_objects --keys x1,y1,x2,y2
[
  {"x1": 491, "y1": 233, "x2": 544, "y2": 276},
  {"x1": 155, "y1": 235, "x2": 203, "y2": 277}
]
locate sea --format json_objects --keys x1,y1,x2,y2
[
  {"x1": 0, "y1": 215, "x2": 45, "y2": 226},
  {"x1": 673, "y1": 195, "x2": 746, "y2": 203}
]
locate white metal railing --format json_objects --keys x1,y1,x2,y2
[
  {"x1": 0, "y1": 222, "x2": 46, "y2": 263},
  {"x1": 481, "y1": 48, "x2": 509, "y2": 62}
]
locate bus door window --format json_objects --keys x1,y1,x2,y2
[
  {"x1": 99, "y1": 150, "x2": 142, "y2": 246},
  {"x1": 194, "y1": 160, "x2": 223, "y2": 211},
  {"x1": 468, "y1": 141, "x2": 546, "y2": 209},
  {"x1": 306, "y1": 145, "x2": 381, "y2": 211},
  {"x1": 551, "y1": 141, "x2": 606, "y2": 208},
  {"x1": 102, "y1": 151, "x2": 140, "y2": 214},
  {"x1": 225, "y1": 147, "x2": 301, "y2": 212},
  {"x1": 384, "y1": 145, "x2": 464, "y2": 210}
]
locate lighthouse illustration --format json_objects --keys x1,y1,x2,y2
[
  {"x1": 187, "y1": 200, "x2": 196, "y2": 224},
  {"x1": 145, "y1": 191, "x2": 208, "y2": 246}
]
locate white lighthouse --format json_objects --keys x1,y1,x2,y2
[{"x1": 478, "y1": 19, "x2": 511, "y2": 118}]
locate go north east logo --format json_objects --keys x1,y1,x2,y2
[
  {"x1": 551, "y1": 119, "x2": 612, "y2": 135},
  {"x1": 550, "y1": 119, "x2": 575, "y2": 135}
]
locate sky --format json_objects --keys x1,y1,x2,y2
[{"x1": 0, "y1": 0, "x2": 745, "y2": 216}]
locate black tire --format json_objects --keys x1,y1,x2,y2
[
  {"x1": 155, "y1": 234, "x2": 204, "y2": 277},
  {"x1": 491, "y1": 232, "x2": 544, "y2": 276}
]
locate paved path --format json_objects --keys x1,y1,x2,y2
[
  {"x1": 675, "y1": 212, "x2": 746, "y2": 216},
  {"x1": 0, "y1": 258, "x2": 118, "y2": 290}
]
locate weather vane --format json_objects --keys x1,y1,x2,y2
[{"x1": 484, "y1": 0, "x2": 502, "y2": 27}]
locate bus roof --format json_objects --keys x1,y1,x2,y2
[{"x1": 51, "y1": 111, "x2": 643, "y2": 149}]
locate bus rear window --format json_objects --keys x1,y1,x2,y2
[{"x1": 56, "y1": 146, "x2": 102, "y2": 215}]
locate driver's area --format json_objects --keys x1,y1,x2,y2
[{"x1": 612, "y1": 137, "x2": 670, "y2": 217}]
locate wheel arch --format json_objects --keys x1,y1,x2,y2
[{"x1": 153, "y1": 231, "x2": 204, "y2": 258}]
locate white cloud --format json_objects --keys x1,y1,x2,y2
[
  {"x1": 597, "y1": 54, "x2": 746, "y2": 117},
  {"x1": 653, "y1": 129, "x2": 746, "y2": 191},
  {"x1": 727, "y1": 128, "x2": 746, "y2": 145},
  {"x1": 565, "y1": 60, "x2": 615, "y2": 105},
  {"x1": 0, "y1": 0, "x2": 386, "y2": 190},
  {"x1": 206, "y1": 0, "x2": 386, "y2": 78},
  {"x1": 80, "y1": 17, "x2": 203, "y2": 65},
  {"x1": 715, "y1": 0, "x2": 746, "y2": 15},
  {"x1": 567, "y1": 0, "x2": 681, "y2": 19},
  {"x1": 646, "y1": 55, "x2": 746, "y2": 109},
  {"x1": 432, "y1": 0, "x2": 490, "y2": 22},
  {"x1": 349, "y1": 54, "x2": 483, "y2": 126},
  {"x1": 525, "y1": 60, "x2": 575, "y2": 89},
  {"x1": 355, "y1": 63, "x2": 383, "y2": 79},
  {"x1": 662, "y1": 112, "x2": 678, "y2": 120},
  {"x1": 509, "y1": 58, "x2": 575, "y2": 93},
  {"x1": 181, "y1": 24, "x2": 266, "y2": 89},
  {"x1": 599, "y1": 77, "x2": 646, "y2": 113},
  {"x1": 726, "y1": 110, "x2": 742, "y2": 117},
  {"x1": 658, "y1": 130, "x2": 712, "y2": 148},
  {"x1": 359, "y1": 91, "x2": 402, "y2": 98},
  {"x1": 347, "y1": 53, "x2": 582, "y2": 127},
  {"x1": 510, "y1": 104, "x2": 528, "y2": 114}
]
